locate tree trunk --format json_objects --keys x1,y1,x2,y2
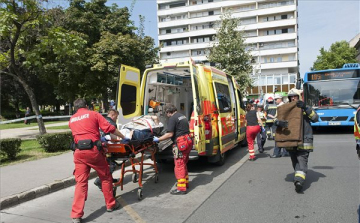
[
  {"x1": 102, "y1": 92, "x2": 109, "y2": 113},
  {"x1": 5, "y1": 72, "x2": 47, "y2": 135}
]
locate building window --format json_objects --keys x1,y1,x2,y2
[
  {"x1": 282, "y1": 28, "x2": 288, "y2": 33},
  {"x1": 166, "y1": 29, "x2": 171, "y2": 34},
  {"x1": 281, "y1": 14, "x2": 287, "y2": 19},
  {"x1": 209, "y1": 11, "x2": 214, "y2": 15},
  {"x1": 167, "y1": 52, "x2": 171, "y2": 56}
]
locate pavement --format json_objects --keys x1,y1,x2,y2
[{"x1": 0, "y1": 122, "x2": 86, "y2": 209}]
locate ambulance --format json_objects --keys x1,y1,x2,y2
[{"x1": 116, "y1": 59, "x2": 246, "y2": 165}]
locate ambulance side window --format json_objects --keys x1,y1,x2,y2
[
  {"x1": 192, "y1": 67, "x2": 202, "y2": 115},
  {"x1": 237, "y1": 90, "x2": 245, "y2": 110},
  {"x1": 215, "y1": 83, "x2": 231, "y2": 113},
  {"x1": 121, "y1": 84, "x2": 137, "y2": 115}
]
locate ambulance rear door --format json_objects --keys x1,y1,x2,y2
[
  {"x1": 212, "y1": 69, "x2": 236, "y2": 153},
  {"x1": 117, "y1": 65, "x2": 142, "y2": 124},
  {"x1": 189, "y1": 60, "x2": 206, "y2": 154}
]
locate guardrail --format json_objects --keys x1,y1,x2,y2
[{"x1": 0, "y1": 114, "x2": 107, "y2": 124}]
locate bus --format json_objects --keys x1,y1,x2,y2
[{"x1": 303, "y1": 63, "x2": 360, "y2": 127}]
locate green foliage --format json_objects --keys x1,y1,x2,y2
[
  {"x1": 208, "y1": 10, "x2": 253, "y2": 93},
  {"x1": 0, "y1": 138, "x2": 22, "y2": 160},
  {"x1": 312, "y1": 40, "x2": 358, "y2": 71},
  {"x1": 36, "y1": 131, "x2": 73, "y2": 152}
]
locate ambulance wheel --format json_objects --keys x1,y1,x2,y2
[
  {"x1": 215, "y1": 151, "x2": 226, "y2": 166},
  {"x1": 132, "y1": 173, "x2": 137, "y2": 183},
  {"x1": 137, "y1": 188, "x2": 143, "y2": 200},
  {"x1": 154, "y1": 173, "x2": 159, "y2": 183}
]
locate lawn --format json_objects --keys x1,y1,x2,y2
[
  {"x1": 47, "y1": 125, "x2": 70, "y2": 130},
  {"x1": 0, "y1": 139, "x2": 70, "y2": 167},
  {"x1": 0, "y1": 121, "x2": 66, "y2": 130}
]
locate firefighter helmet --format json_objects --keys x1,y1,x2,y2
[{"x1": 288, "y1": 88, "x2": 303, "y2": 101}]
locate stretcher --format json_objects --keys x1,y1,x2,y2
[{"x1": 104, "y1": 138, "x2": 159, "y2": 200}]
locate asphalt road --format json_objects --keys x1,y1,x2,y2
[{"x1": 1, "y1": 128, "x2": 358, "y2": 223}]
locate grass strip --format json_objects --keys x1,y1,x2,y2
[{"x1": 0, "y1": 139, "x2": 69, "y2": 167}]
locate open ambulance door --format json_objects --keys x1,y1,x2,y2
[
  {"x1": 188, "y1": 60, "x2": 206, "y2": 154},
  {"x1": 212, "y1": 77, "x2": 236, "y2": 154},
  {"x1": 117, "y1": 65, "x2": 142, "y2": 125}
]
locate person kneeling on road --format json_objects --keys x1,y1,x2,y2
[{"x1": 153, "y1": 104, "x2": 193, "y2": 195}]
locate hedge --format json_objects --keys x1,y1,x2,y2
[
  {"x1": 36, "y1": 131, "x2": 73, "y2": 152},
  {"x1": 0, "y1": 138, "x2": 22, "y2": 160}
]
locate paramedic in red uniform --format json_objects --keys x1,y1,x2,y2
[
  {"x1": 69, "y1": 98, "x2": 127, "y2": 223},
  {"x1": 153, "y1": 104, "x2": 193, "y2": 195}
]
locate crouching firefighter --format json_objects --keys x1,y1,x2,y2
[
  {"x1": 275, "y1": 89, "x2": 318, "y2": 193},
  {"x1": 153, "y1": 104, "x2": 193, "y2": 195},
  {"x1": 69, "y1": 99, "x2": 127, "y2": 223}
]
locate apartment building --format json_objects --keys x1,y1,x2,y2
[{"x1": 157, "y1": 0, "x2": 299, "y2": 96}]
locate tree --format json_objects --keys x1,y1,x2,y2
[
  {"x1": 208, "y1": 10, "x2": 253, "y2": 93},
  {"x1": 0, "y1": 0, "x2": 48, "y2": 134},
  {"x1": 311, "y1": 40, "x2": 358, "y2": 71}
]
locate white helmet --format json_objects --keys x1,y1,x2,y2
[
  {"x1": 274, "y1": 94, "x2": 282, "y2": 100},
  {"x1": 288, "y1": 88, "x2": 303, "y2": 101}
]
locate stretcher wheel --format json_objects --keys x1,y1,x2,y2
[
  {"x1": 113, "y1": 186, "x2": 117, "y2": 197},
  {"x1": 154, "y1": 173, "x2": 159, "y2": 183},
  {"x1": 137, "y1": 188, "x2": 143, "y2": 200},
  {"x1": 132, "y1": 173, "x2": 138, "y2": 183}
]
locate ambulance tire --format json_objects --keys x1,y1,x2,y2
[
  {"x1": 215, "y1": 151, "x2": 226, "y2": 166},
  {"x1": 208, "y1": 149, "x2": 226, "y2": 166}
]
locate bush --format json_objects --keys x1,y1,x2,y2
[
  {"x1": 36, "y1": 131, "x2": 73, "y2": 152},
  {"x1": 0, "y1": 138, "x2": 22, "y2": 160}
]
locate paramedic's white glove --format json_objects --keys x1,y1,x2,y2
[
  {"x1": 104, "y1": 135, "x2": 111, "y2": 141},
  {"x1": 153, "y1": 136, "x2": 159, "y2": 143}
]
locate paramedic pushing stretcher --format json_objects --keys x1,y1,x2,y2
[
  {"x1": 153, "y1": 104, "x2": 193, "y2": 195},
  {"x1": 69, "y1": 99, "x2": 128, "y2": 223}
]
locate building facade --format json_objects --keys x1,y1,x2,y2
[
  {"x1": 349, "y1": 33, "x2": 360, "y2": 62},
  {"x1": 157, "y1": 0, "x2": 299, "y2": 97}
]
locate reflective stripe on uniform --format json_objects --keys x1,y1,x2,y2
[
  {"x1": 308, "y1": 110, "x2": 316, "y2": 119},
  {"x1": 295, "y1": 171, "x2": 306, "y2": 180},
  {"x1": 298, "y1": 143, "x2": 313, "y2": 150}
]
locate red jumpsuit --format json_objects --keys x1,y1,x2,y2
[
  {"x1": 174, "y1": 135, "x2": 193, "y2": 191},
  {"x1": 69, "y1": 108, "x2": 117, "y2": 219}
]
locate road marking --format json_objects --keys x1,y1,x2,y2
[{"x1": 116, "y1": 196, "x2": 146, "y2": 223}]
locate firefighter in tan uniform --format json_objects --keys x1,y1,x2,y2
[{"x1": 275, "y1": 89, "x2": 318, "y2": 193}]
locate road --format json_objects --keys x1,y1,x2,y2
[{"x1": 1, "y1": 128, "x2": 358, "y2": 223}]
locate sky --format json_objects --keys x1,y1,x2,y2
[{"x1": 49, "y1": 0, "x2": 359, "y2": 77}]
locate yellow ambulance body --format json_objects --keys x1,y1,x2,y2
[{"x1": 116, "y1": 59, "x2": 246, "y2": 165}]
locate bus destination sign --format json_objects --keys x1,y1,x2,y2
[{"x1": 308, "y1": 70, "x2": 359, "y2": 81}]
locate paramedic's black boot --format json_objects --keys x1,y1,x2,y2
[
  {"x1": 94, "y1": 178, "x2": 102, "y2": 190},
  {"x1": 170, "y1": 189, "x2": 187, "y2": 195},
  {"x1": 294, "y1": 181, "x2": 303, "y2": 193},
  {"x1": 112, "y1": 178, "x2": 119, "y2": 183},
  {"x1": 72, "y1": 218, "x2": 82, "y2": 223}
]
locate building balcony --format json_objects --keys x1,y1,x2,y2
[
  {"x1": 245, "y1": 33, "x2": 297, "y2": 44},
  {"x1": 160, "y1": 42, "x2": 213, "y2": 52},
  {"x1": 250, "y1": 47, "x2": 297, "y2": 57},
  {"x1": 159, "y1": 28, "x2": 216, "y2": 40},
  {"x1": 261, "y1": 60, "x2": 298, "y2": 69},
  {"x1": 239, "y1": 18, "x2": 296, "y2": 31}
]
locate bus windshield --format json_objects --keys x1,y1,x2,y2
[{"x1": 304, "y1": 79, "x2": 360, "y2": 108}]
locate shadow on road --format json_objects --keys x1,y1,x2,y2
[
  {"x1": 284, "y1": 169, "x2": 327, "y2": 193},
  {"x1": 109, "y1": 145, "x2": 248, "y2": 206},
  {"x1": 313, "y1": 126, "x2": 352, "y2": 135}
]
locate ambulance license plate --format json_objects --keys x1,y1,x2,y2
[{"x1": 329, "y1": 122, "x2": 341, "y2": 126}]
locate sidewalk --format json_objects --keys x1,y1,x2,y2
[
  {"x1": 0, "y1": 123, "x2": 84, "y2": 209},
  {"x1": 0, "y1": 122, "x2": 70, "y2": 140}
]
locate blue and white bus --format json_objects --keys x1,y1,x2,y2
[{"x1": 303, "y1": 63, "x2": 360, "y2": 127}]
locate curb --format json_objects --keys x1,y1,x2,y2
[{"x1": 0, "y1": 171, "x2": 98, "y2": 210}]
